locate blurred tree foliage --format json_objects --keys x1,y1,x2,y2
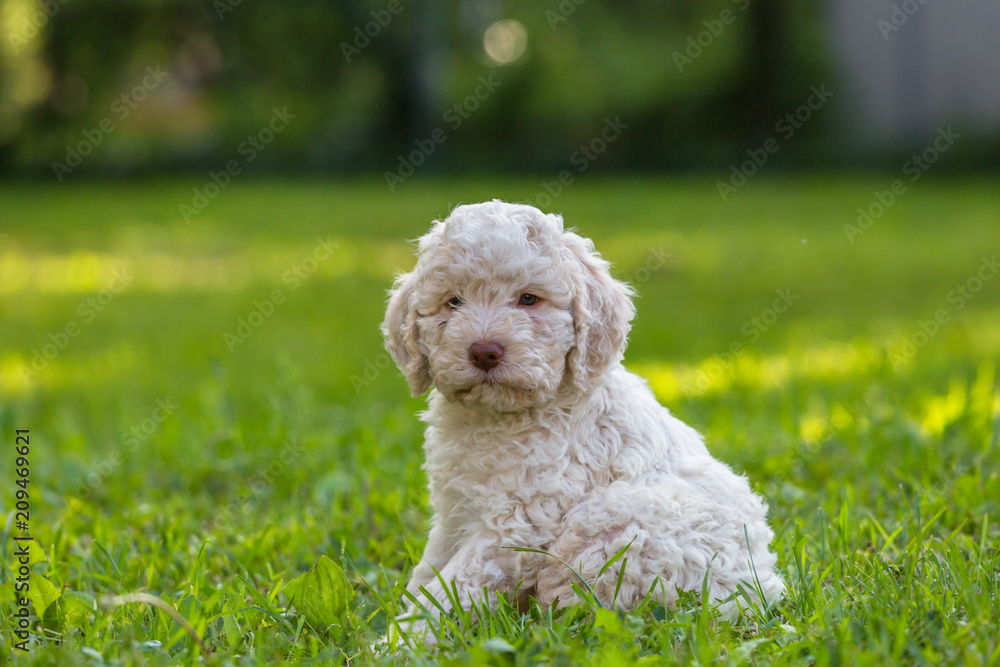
[{"x1": 1, "y1": 0, "x2": 838, "y2": 176}]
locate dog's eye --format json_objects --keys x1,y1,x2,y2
[
  {"x1": 518, "y1": 294, "x2": 539, "y2": 307},
  {"x1": 448, "y1": 297, "x2": 463, "y2": 308}
]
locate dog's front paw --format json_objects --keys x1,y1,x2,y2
[{"x1": 390, "y1": 610, "x2": 439, "y2": 649}]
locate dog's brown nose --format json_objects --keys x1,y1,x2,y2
[{"x1": 469, "y1": 341, "x2": 504, "y2": 371}]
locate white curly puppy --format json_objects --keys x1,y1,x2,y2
[{"x1": 382, "y1": 201, "x2": 783, "y2": 633}]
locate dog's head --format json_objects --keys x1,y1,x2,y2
[{"x1": 381, "y1": 200, "x2": 635, "y2": 412}]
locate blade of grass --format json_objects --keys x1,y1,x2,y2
[
  {"x1": 598, "y1": 536, "x2": 637, "y2": 580},
  {"x1": 611, "y1": 556, "x2": 628, "y2": 610},
  {"x1": 94, "y1": 541, "x2": 123, "y2": 580},
  {"x1": 100, "y1": 592, "x2": 209, "y2": 654},
  {"x1": 507, "y1": 546, "x2": 601, "y2": 608}
]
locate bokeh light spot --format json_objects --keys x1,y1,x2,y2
[{"x1": 483, "y1": 19, "x2": 527, "y2": 65}]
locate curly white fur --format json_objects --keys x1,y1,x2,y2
[{"x1": 382, "y1": 201, "x2": 783, "y2": 636}]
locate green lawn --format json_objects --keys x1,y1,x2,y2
[{"x1": 0, "y1": 177, "x2": 998, "y2": 665}]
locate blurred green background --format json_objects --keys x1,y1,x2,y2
[
  {"x1": 1, "y1": 0, "x2": 999, "y2": 662},
  {"x1": 2, "y1": 0, "x2": 1000, "y2": 176}
]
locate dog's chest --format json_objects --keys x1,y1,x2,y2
[{"x1": 425, "y1": 421, "x2": 595, "y2": 534}]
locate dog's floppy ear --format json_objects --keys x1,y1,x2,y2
[
  {"x1": 381, "y1": 272, "x2": 432, "y2": 396},
  {"x1": 564, "y1": 232, "x2": 636, "y2": 389}
]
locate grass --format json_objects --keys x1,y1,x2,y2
[{"x1": 0, "y1": 176, "x2": 998, "y2": 665}]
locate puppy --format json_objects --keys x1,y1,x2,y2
[{"x1": 382, "y1": 201, "x2": 783, "y2": 636}]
